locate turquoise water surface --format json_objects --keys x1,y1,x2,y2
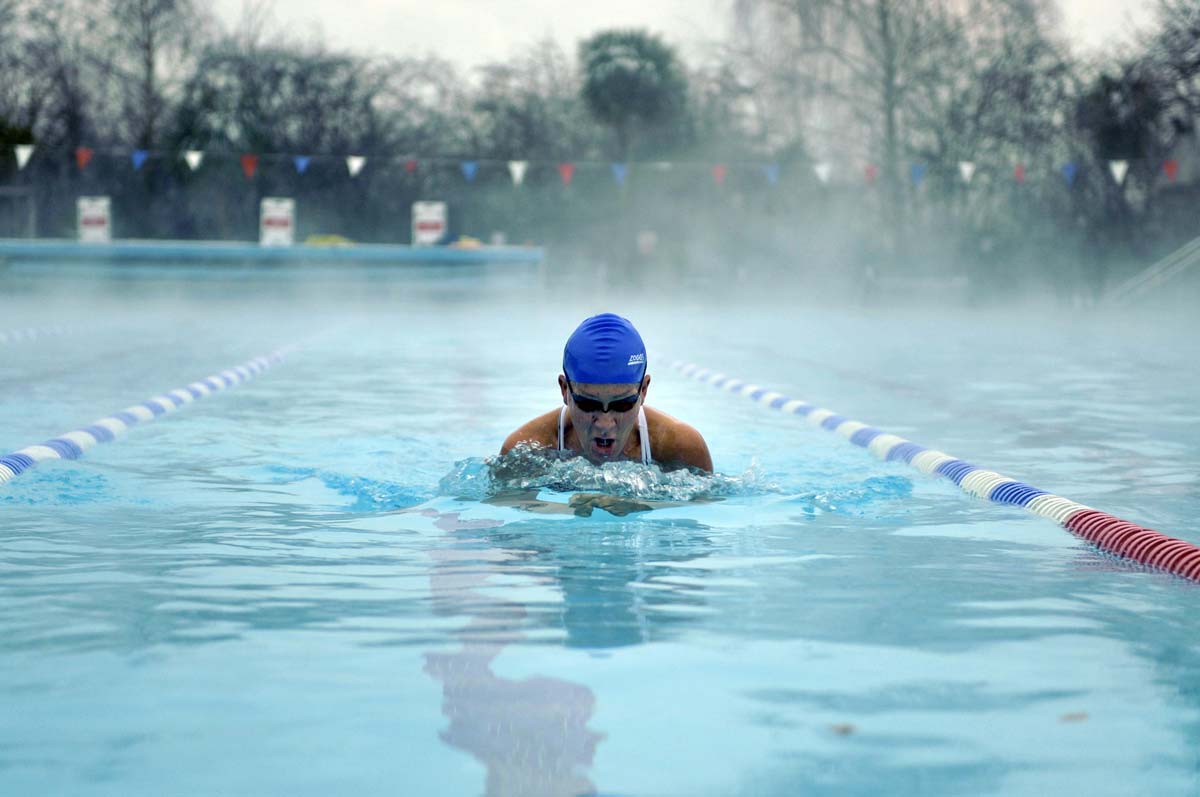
[{"x1": 1, "y1": 263, "x2": 1198, "y2": 795}]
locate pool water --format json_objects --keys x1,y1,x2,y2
[{"x1": 2, "y1": 263, "x2": 1199, "y2": 795}]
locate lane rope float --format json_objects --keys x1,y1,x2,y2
[
  {"x1": 669, "y1": 359, "x2": 1200, "y2": 583},
  {"x1": 0, "y1": 346, "x2": 295, "y2": 484},
  {"x1": 0, "y1": 325, "x2": 76, "y2": 345}
]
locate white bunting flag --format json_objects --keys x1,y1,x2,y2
[
  {"x1": 184, "y1": 150, "x2": 203, "y2": 171},
  {"x1": 959, "y1": 161, "x2": 976, "y2": 183},
  {"x1": 508, "y1": 160, "x2": 528, "y2": 186},
  {"x1": 1109, "y1": 160, "x2": 1129, "y2": 185},
  {"x1": 814, "y1": 163, "x2": 832, "y2": 184},
  {"x1": 346, "y1": 155, "x2": 366, "y2": 177},
  {"x1": 15, "y1": 144, "x2": 33, "y2": 170}
]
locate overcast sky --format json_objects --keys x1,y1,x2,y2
[{"x1": 211, "y1": 0, "x2": 1157, "y2": 70}]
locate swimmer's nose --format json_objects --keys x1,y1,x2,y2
[{"x1": 592, "y1": 412, "x2": 618, "y2": 433}]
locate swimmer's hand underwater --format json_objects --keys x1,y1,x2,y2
[
  {"x1": 567, "y1": 493, "x2": 653, "y2": 517},
  {"x1": 483, "y1": 489, "x2": 672, "y2": 516}
]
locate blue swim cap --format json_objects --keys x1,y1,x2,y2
[{"x1": 563, "y1": 313, "x2": 647, "y2": 385}]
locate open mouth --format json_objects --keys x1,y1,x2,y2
[{"x1": 592, "y1": 437, "x2": 616, "y2": 455}]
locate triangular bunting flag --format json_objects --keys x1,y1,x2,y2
[
  {"x1": 1013, "y1": 163, "x2": 1026, "y2": 184},
  {"x1": 293, "y1": 155, "x2": 311, "y2": 174},
  {"x1": 557, "y1": 162, "x2": 575, "y2": 186},
  {"x1": 763, "y1": 163, "x2": 780, "y2": 185},
  {"x1": 75, "y1": 147, "x2": 93, "y2": 171},
  {"x1": 346, "y1": 155, "x2": 366, "y2": 177},
  {"x1": 184, "y1": 150, "x2": 203, "y2": 171},
  {"x1": 611, "y1": 162, "x2": 627, "y2": 186},
  {"x1": 460, "y1": 161, "x2": 478, "y2": 181},
  {"x1": 814, "y1": 163, "x2": 832, "y2": 184},
  {"x1": 910, "y1": 163, "x2": 927, "y2": 187},
  {"x1": 240, "y1": 154, "x2": 258, "y2": 179},
  {"x1": 1164, "y1": 160, "x2": 1179, "y2": 181},
  {"x1": 131, "y1": 149, "x2": 148, "y2": 170},
  {"x1": 508, "y1": 160, "x2": 528, "y2": 185},
  {"x1": 864, "y1": 163, "x2": 879, "y2": 184},
  {"x1": 711, "y1": 164, "x2": 728, "y2": 186},
  {"x1": 1061, "y1": 162, "x2": 1078, "y2": 186},
  {"x1": 404, "y1": 158, "x2": 418, "y2": 174},
  {"x1": 1108, "y1": 159, "x2": 1128, "y2": 185},
  {"x1": 958, "y1": 161, "x2": 976, "y2": 183},
  {"x1": 15, "y1": 144, "x2": 34, "y2": 170}
]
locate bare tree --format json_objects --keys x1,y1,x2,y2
[
  {"x1": 21, "y1": 0, "x2": 114, "y2": 149},
  {"x1": 104, "y1": 0, "x2": 212, "y2": 148},
  {"x1": 1141, "y1": 0, "x2": 1200, "y2": 143},
  {"x1": 171, "y1": 42, "x2": 395, "y2": 153},
  {"x1": 724, "y1": 0, "x2": 1072, "y2": 256},
  {"x1": 474, "y1": 38, "x2": 598, "y2": 161}
]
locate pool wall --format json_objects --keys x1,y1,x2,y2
[{"x1": 0, "y1": 239, "x2": 544, "y2": 265}]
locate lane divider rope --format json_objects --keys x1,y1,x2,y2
[
  {"x1": 669, "y1": 359, "x2": 1200, "y2": 583},
  {"x1": 0, "y1": 346, "x2": 295, "y2": 484},
  {"x1": 0, "y1": 325, "x2": 77, "y2": 345}
]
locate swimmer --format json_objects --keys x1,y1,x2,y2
[{"x1": 502, "y1": 313, "x2": 712, "y2": 473}]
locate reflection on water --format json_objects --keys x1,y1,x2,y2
[
  {"x1": 423, "y1": 510, "x2": 603, "y2": 796},
  {"x1": 420, "y1": 508, "x2": 717, "y2": 794}
]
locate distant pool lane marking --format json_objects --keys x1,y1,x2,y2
[
  {"x1": 669, "y1": 360, "x2": 1200, "y2": 583},
  {"x1": 0, "y1": 346, "x2": 295, "y2": 484}
]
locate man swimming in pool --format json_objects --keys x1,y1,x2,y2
[{"x1": 502, "y1": 313, "x2": 712, "y2": 473}]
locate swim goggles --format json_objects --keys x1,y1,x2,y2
[{"x1": 565, "y1": 376, "x2": 644, "y2": 414}]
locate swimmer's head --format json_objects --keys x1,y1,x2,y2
[{"x1": 562, "y1": 313, "x2": 647, "y2": 385}]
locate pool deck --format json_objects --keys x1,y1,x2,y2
[{"x1": 0, "y1": 238, "x2": 544, "y2": 266}]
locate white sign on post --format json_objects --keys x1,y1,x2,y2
[
  {"x1": 260, "y1": 197, "x2": 295, "y2": 246},
  {"x1": 77, "y1": 196, "x2": 111, "y2": 243},
  {"x1": 412, "y1": 201, "x2": 447, "y2": 246}
]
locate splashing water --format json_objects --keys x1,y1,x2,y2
[{"x1": 438, "y1": 441, "x2": 780, "y2": 503}]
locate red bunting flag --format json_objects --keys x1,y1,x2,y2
[
  {"x1": 75, "y1": 147, "x2": 93, "y2": 171},
  {"x1": 1164, "y1": 160, "x2": 1179, "y2": 181},
  {"x1": 864, "y1": 163, "x2": 879, "y2": 184},
  {"x1": 557, "y1": 162, "x2": 575, "y2": 186},
  {"x1": 404, "y1": 158, "x2": 418, "y2": 174},
  {"x1": 240, "y1": 154, "x2": 258, "y2": 179},
  {"x1": 1014, "y1": 163, "x2": 1026, "y2": 183},
  {"x1": 711, "y1": 164, "x2": 728, "y2": 186}
]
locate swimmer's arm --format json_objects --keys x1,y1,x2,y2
[
  {"x1": 663, "y1": 422, "x2": 713, "y2": 473},
  {"x1": 484, "y1": 490, "x2": 576, "y2": 514}
]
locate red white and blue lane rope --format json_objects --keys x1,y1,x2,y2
[
  {"x1": 670, "y1": 360, "x2": 1200, "y2": 583},
  {"x1": 0, "y1": 346, "x2": 294, "y2": 484}
]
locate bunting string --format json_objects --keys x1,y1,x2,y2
[{"x1": 7, "y1": 144, "x2": 1182, "y2": 189}]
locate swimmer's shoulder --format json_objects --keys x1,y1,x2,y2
[
  {"x1": 501, "y1": 408, "x2": 561, "y2": 455},
  {"x1": 644, "y1": 405, "x2": 713, "y2": 473}
]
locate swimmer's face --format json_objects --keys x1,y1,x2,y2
[{"x1": 559, "y1": 374, "x2": 649, "y2": 464}]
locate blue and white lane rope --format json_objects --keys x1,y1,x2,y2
[
  {"x1": 0, "y1": 325, "x2": 75, "y2": 346},
  {"x1": 0, "y1": 346, "x2": 295, "y2": 484},
  {"x1": 669, "y1": 360, "x2": 1200, "y2": 582}
]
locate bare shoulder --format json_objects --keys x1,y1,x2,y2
[
  {"x1": 501, "y1": 408, "x2": 561, "y2": 455},
  {"x1": 644, "y1": 406, "x2": 713, "y2": 473}
]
